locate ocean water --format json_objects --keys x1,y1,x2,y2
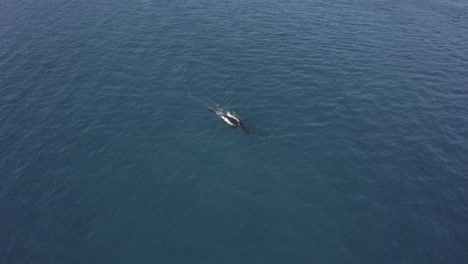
[{"x1": 1, "y1": 0, "x2": 467, "y2": 263}]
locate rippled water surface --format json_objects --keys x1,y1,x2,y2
[{"x1": 1, "y1": 0, "x2": 467, "y2": 263}]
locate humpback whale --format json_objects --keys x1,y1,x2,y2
[{"x1": 209, "y1": 106, "x2": 249, "y2": 134}]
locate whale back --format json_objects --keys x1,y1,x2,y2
[
  {"x1": 209, "y1": 107, "x2": 249, "y2": 134},
  {"x1": 224, "y1": 114, "x2": 240, "y2": 126}
]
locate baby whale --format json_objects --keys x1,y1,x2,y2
[{"x1": 209, "y1": 106, "x2": 249, "y2": 134}]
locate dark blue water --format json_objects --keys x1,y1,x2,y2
[{"x1": 1, "y1": 0, "x2": 467, "y2": 263}]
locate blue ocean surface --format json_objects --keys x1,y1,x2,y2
[{"x1": 1, "y1": 0, "x2": 467, "y2": 263}]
